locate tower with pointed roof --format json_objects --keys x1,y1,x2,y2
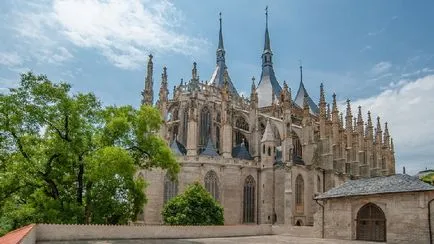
[{"x1": 256, "y1": 7, "x2": 282, "y2": 107}]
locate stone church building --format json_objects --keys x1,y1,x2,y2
[{"x1": 137, "y1": 12, "x2": 396, "y2": 227}]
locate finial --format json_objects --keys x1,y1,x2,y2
[
  {"x1": 357, "y1": 106, "x2": 363, "y2": 123},
  {"x1": 299, "y1": 62, "x2": 303, "y2": 83},
  {"x1": 332, "y1": 93, "x2": 338, "y2": 112},
  {"x1": 265, "y1": 6, "x2": 268, "y2": 29},
  {"x1": 346, "y1": 99, "x2": 352, "y2": 116},
  {"x1": 327, "y1": 103, "x2": 331, "y2": 119},
  {"x1": 148, "y1": 54, "x2": 153, "y2": 60},
  {"x1": 376, "y1": 116, "x2": 382, "y2": 132},
  {"x1": 180, "y1": 78, "x2": 184, "y2": 86},
  {"x1": 339, "y1": 112, "x2": 344, "y2": 126}
]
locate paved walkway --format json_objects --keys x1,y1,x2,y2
[{"x1": 38, "y1": 235, "x2": 379, "y2": 244}]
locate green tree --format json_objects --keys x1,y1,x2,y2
[
  {"x1": 162, "y1": 182, "x2": 224, "y2": 225},
  {"x1": 421, "y1": 172, "x2": 434, "y2": 185},
  {"x1": 0, "y1": 72, "x2": 179, "y2": 235}
]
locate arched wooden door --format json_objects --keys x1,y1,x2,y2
[{"x1": 356, "y1": 203, "x2": 386, "y2": 242}]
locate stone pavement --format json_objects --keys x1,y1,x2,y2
[{"x1": 37, "y1": 235, "x2": 379, "y2": 244}]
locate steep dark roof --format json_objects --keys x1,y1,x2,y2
[
  {"x1": 232, "y1": 143, "x2": 253, "y2": 160},
  {"x1": 200, "y1": 138, "x2": 220, "y2": 157},
  {"x1": 315, "y1": 174, "x2": 434, "y2": 200},
  {"x1": 170, "y1": 140, "x2": 186, "y2": 156}
]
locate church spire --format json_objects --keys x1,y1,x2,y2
[
  {"x1": 264, "y1": 6, "x2": 271, "y2": 52},
  {"x1": 142, "y1": 54, "x2": 154, "y2": 105},
  {"x1": 262, "y1": 6, "x2": 273, "y2": 67},
  {"x1": 216, "y1": 12, "x2": 225, "y2": 65},
  {"x1": 256, "y1": 6, "x2": 282, "y2": 107}
]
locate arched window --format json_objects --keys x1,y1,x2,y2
[
  {"x1": 317, "y1": 175, "x2": 321, "y2": 193},
  {"x1": 295, "y1": 174, "x2": 304, "y2": 213},
  {"x1": 200, "y1": 106, "x2": 211, "y2": 146},
  {"x1": 381, "y1": 157, "x2": 386, "y2": 169},
  {"x1": 243, "y1": 175, "x2": 255, "y2": 223},
  {"x1": 356, "y1": 203, "x2": 386, "y2": 241},
  {"x1": 292, "y1": 133, "x2": 303, "y2": 161},
  {"x1": 205, "y1": 170, "x2": 219, "y2": 200},
  {"x1": 164, "y1": 173, "x2": 178, "y2": 204},
  {"x1": 182, "y1": 109, "x2": 188, "y2": 145}
]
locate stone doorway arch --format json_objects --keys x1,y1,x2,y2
[{"x1": 356, "y1": 203, "x2": 386, "y2": 242}]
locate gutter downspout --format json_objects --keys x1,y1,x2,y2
[
  {"x1": 429, "y1": 198, "x2": 434, "y2": 244},
  {"x1": 315, "y1": 199, "x2": 325, "y2": 239}
]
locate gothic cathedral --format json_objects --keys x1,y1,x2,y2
[{"x1": 137, "y1": 11, "x2": 395, "y2": 226}]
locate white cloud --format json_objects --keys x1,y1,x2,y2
[
  {"x1": 8, "y1": 0, "x2": 209, "y2": 70},
  {"x1": 351, "y1": 74, "x2": 434, "y2": 174},
  {"x1": 0, "y1": 52, "x2": 23, "y2": 67},
  {"x1": 371, "y1": 61, "x2": 392, "y2": 75}
]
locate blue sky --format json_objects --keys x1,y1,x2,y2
[{"x1": 1, "y1": 0, "x2": 434, "y2": 174}]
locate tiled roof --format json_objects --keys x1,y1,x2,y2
[
  {"x1": 0, "y1": 224, "x2": 35, "y2": 244},
  {"x1": 315, "y1": 174, "x2": 434, "y2": 199}
]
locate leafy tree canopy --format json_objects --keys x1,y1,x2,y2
[
  {"x1": 0, "y1": 72, "x2": 179, "y2": 235},
  {"x1": 421, "y1": 172, "x2": 434, "y2": 185},
  {"x1": 162, "y1": 182, "x2": 224, "y2": 225}
]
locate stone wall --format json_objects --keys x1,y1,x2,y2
[
  {"x1": 318, "y1": 191, "x2": 434, "y2": 244},
  {"x1": 35, "y1": 224, "x2": 272, "y2": 242}
]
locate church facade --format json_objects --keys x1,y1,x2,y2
[{"x1": 137, "y1": 12, "x2": 396, "y2": 226}]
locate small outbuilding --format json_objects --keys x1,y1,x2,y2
[{"x1": 315, "y1": 174, "x2": 434, "y2": 244}]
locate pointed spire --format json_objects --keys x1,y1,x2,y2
[
  {"x1": 251, "y1": 76, "x2": 256, "y2": 91},
  {"x1": 300, "y1": 64, "x2": 303, "y2": 84},
  {"x1": 159, "y1": 66, "x2": 168, "y2": 102},
  {"x1": 216, "y1": 12, "x2": 226, "y2": 65},
  {"x1": 261, "y1": 119, "x2": 275, "y2": 142},
  {"x1": 332, "y1": 93, "x2": 338, "y2": 113},
  {"x1": 218, "y1": 12, "x2": 224, "y2": 50},
  {"x1": 339, "y1": 112, "x2": 344, "y2": 128},
  {"x1": 376, "y1": 116, "x2": 382, "y2": 144},
  {"x1": 357, "y1": 106, "x2": 363, "y2": 124},
  {"x1": 376, "y1": 116, "x2": 382, "y2": 133},
  {"x1": 345, "y1": 99, "x2": 353, "y2": 130},
  {"x1": 142, "y1": 54, "x2": 154, "y2": 105},
  {"x1": 319, "y1": 83, "x2": 326, "y2": 119},
  {"x1": 366, "y1": 111, "x2": 373, "y2": 139},
  {"x1": 264, "y1": 6, "x2": 271, "y2": 52},
  {"x1": 383, "y1": 122, "x2": 390, "y2": 148}
]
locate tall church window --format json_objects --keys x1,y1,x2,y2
[
  {"x1": 381, "y1": 157, "x2": 386, "y2": 169},
  {"x1": 200, "y1": 106, "x2": 211, "y2": 147},
  {"x1": 292, "y1": 133, "x2": 303, "y2": 160},
  {"x1": 205, "y1": 170, "x2": 219, "y2": 201},
  {"x1": 182, "y1": 110, "x2": 188, "y2": 145},
  {"x1": 216, "y1": 126, "x2": 220, "y2": 153},
  {"x1": 317, "y1": 175, "x2": 321, "y2": 193},
  {"x1": 164, "y1": 173, "x2": 178, "y2": 204},
  {"x1": 243, "y1": 175, "x2": 255, "y2": 223},
  {"x1": 295, "y1": 174, "x2": 304, "y2": 213}
]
